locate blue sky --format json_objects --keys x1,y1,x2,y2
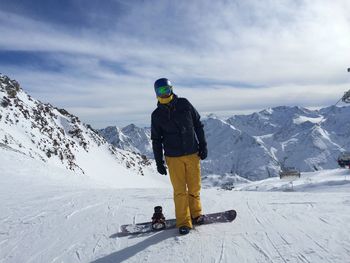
[{"x1": 1, "y1": 0, "x2": 350, "y2": 128}]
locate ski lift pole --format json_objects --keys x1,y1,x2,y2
[{"x1": 342, "y1": 68, "x2": 350, "y2": 103}]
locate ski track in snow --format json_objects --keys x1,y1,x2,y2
[
  {"x1": 2, "y1": 185, "x2": 350, "y2": 263},
  {"x1": 1, "y1": 153, "x2": 350, "y2": 262}
]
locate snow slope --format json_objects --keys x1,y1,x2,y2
[
  {"x1": 1, "y1": 147, "x2": 350, "y2": 263},
  {"x1": 0, "y1": 74, "x2": 157, "y2": 187},
  {"x1": 236, "y1": 169, "x2": 350, "y2": 192}
]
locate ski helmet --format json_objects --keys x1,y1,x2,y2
[
  {"x1": 154, "y1": 78, "x2": 172, "y2": 89},
  {"x1": 154, "y1": 78, "x2": 173, "y2": 97}
]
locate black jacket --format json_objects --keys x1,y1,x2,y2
[{"x1": 151, "y1": 94, "x2": 207, "y2": 164}]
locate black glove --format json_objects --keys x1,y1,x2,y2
[
  {"x1": 156, "y1": 161, "x2": 167, "y2": 175},
  {"x1": 198, "y1": 146, "x2": 208, "y2": 160}
]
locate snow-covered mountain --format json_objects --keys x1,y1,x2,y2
[
  {"x1": 226, "y1": 106, "x2": 348, "y2": 175},
  {"x1": 4, "y1": 72, "x2": 348, "y2": 182},
  {"x1": 0, "y1": 74, "x2": 158, "y2": 186},
  {"x1": 98, "y1": 125, "x2": 153, "y2": 158},
  {"x1": 100, "y1": 104, "x2": 350, "y2": 181}
]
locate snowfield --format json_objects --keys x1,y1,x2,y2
[{"x1": 1, "y1": 148, "x2": 350, "y2": 263}]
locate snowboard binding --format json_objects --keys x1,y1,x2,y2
[{"x1": 151, "y1": 206, "x2": 166, "y2": 230}]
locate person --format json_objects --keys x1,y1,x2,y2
[{"x1": 151, "y1": 78, "x2": 208, "y2": 235}]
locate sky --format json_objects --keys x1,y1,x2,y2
[{"x1": 1, "y1": 0, "x2": 350, "y2": 128}]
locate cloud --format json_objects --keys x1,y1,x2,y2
[
  {"x1": 179, "y1": 82, "x2": 350, "y2": 113},
  {"x1": 1, "y1": 1, "x2": 350, "y2": 128}
]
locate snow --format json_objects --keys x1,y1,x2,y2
[
  {"x1": 293, "y1": 116, "x2": 324, "y2": 125},
  {"x1": 235, "y1": 168, "x2": 350, "y2": 192},
  {"x1": 101, "y1": 105, "x2": 350, "y2": 181},
  {"x1": 1, "y1": 148, "x2": 350, "y2": 263},
  {"x1": 1, "y1": 74, "x2": 350, "y2": 262},
  {"x1": 73, "y1": 144, "x2": 170, "y2": 188},
  {"x1": 98, "y1": 125, "x2": 153, "y2": 158},
  {"x1": 0, "y1": 75, "x2": 161, "y2": 187}
]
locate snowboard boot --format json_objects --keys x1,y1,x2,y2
[
  {"x1": 179, "y1": 226, "x2": 191, "y2": 235},
  {"x1": 192, "y1": 215, "x2": 205, "y2": 225},
  {"x1": 151, "y1": 206, "x2": 166, "y2": 230}
]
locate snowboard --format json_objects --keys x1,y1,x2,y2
[{"x1": 116, "y1": 209, "x2": 237, "y2": 237}]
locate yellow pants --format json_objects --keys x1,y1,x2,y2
[{"x1": 165, "y1": 153, "x2": 202, "y2": 228}]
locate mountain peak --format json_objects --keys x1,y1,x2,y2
[
  {"x1": 205, "y1": 113, "x2": 219, "y2": 119},
  {"x1": 0, "y1": 74, "x2": 22, "y2": 99},
  {"x1": 122, "y1": 123, "x2": 138, "y2": 133},
  {"x1": 0, "y1": 75, "x2": 152, "y2": 180}
]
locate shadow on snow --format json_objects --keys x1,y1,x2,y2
[{"x1": 90, "y1": 229, "x2": 177, "y2": 263}]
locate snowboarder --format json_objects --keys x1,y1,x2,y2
[{"x1": 151, "y1": 78, "x2": 208, "y2": 235}]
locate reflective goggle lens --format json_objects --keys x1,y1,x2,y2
[{"x1": 156, "y1": 86, "x2": 172, "y2": 96}]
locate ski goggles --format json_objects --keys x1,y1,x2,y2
[{"x1": 155, "y1": 85, "x2": 172, "y2": 97}]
